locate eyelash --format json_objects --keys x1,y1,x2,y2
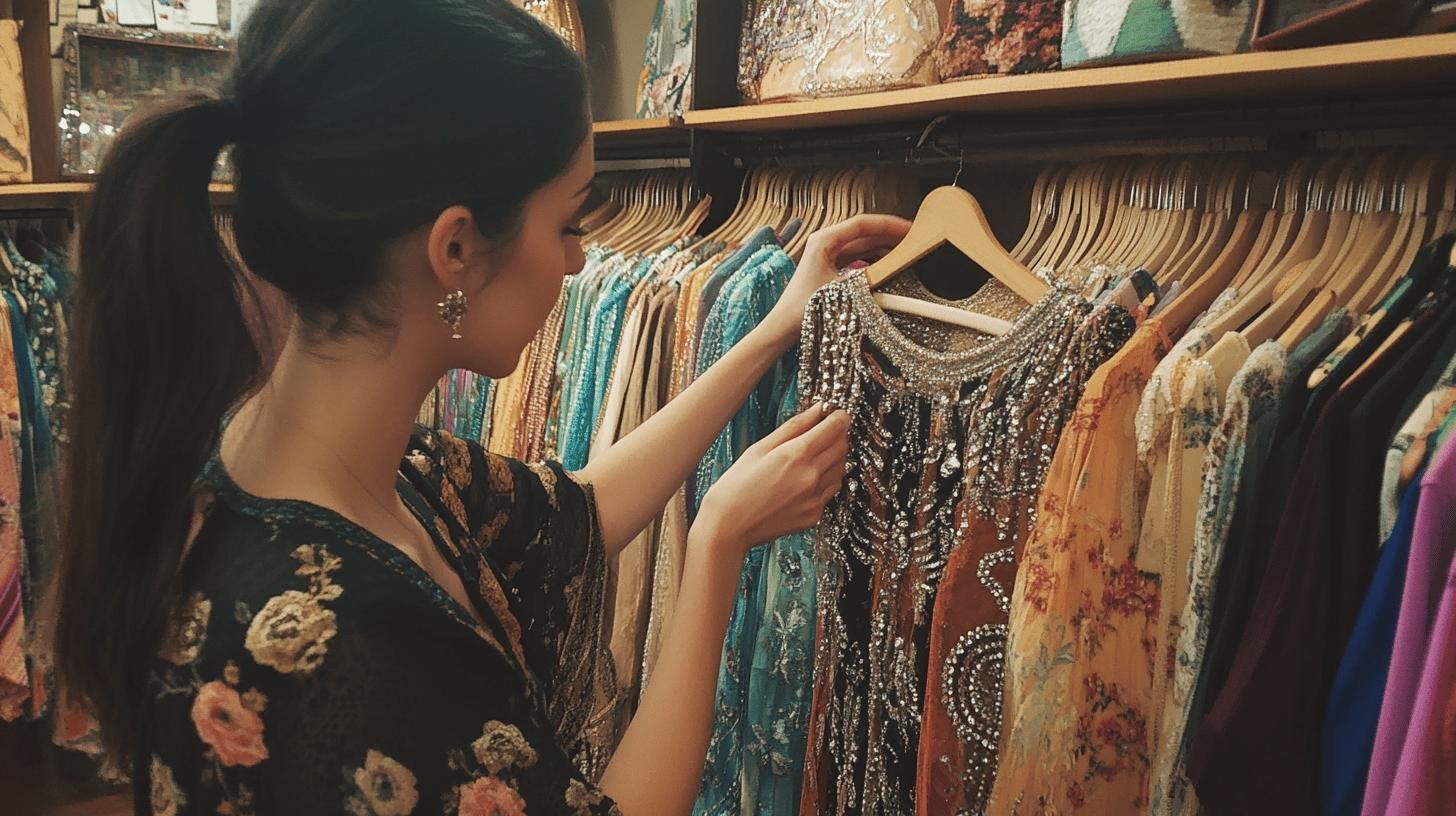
[{"x1": 564, "y1": 226, "x2": 587, "y2": 238}]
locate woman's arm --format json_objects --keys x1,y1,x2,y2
[
  {"x1": 578, "y1": 214, "x2": 910, "y2": 556},
  {"x1": 598, "y1": 406, "x2": 851, "y2": 815}
]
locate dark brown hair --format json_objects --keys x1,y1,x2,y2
[{"x1": 55, "y1": 0, "x2": 588, "y2": 764}]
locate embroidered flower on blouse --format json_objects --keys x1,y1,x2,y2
[
  {"x1": 149, "y1": 756, "x2": 186, "y2": 816},
  {"x1": 565, "y1": 778, "x2": 606, "y2": 814},
  {"x1": 246, "y1": 545, "x2": 343, "y2": 675},
  {"x1": 347, "y1": 750, "x2": 420, "y2": 816},
  {"x1": 452, "y1": 776, "x2": 526, "y2": 816},
  {"x1": 245, "y1": 589, "x2": 338, "y2": 675},
  {"x1": 162, "y1": 592, "x2": 212, "y2": 666},
  {"x1": 471, "y1": 721, "x2": 539, "y2": 774},
  {"x1": 191, "y1": 681, "x2": 268, "y2": 768}
]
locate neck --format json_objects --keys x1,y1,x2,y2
[{"x1": 223, "y1": 323, "x2": 440, "y2": 505}]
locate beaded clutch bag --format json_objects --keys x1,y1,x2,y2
[{"x1": 738, "y1": 0, "x2": 942, "y2": 103}]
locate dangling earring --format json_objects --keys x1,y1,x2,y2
[{"x1": 437, "y1": 289, "x2": 468, "y2": 340}]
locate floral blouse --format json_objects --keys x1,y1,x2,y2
[{"x1": 138, "y1": 429, "x2": 620, "y2": 816}]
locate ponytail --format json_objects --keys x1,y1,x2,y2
[
  {"x1": 54, "y1": 0, "x2": 591, "y2": 766},
  {"x1": 55, "y1": 94, "x2": 262, "y2": 764}
]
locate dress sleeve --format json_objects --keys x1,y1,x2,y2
[
  {"x1": 141, "y1": 546, "x2": 620, "y2": 816},
  {"x1": 403, "y1": 429, "x2": 617, "y2": 774}
]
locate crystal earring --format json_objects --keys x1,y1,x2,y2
[{"x1": 437, "y1": 289, "x2": 468, "y2": 340}]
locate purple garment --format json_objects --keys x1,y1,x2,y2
[
  {"x1": 1364, "y1": 434, "x2": 1456, "y2": 815},
  {"x1": 1386, "y1": 433, "x2": 1456, "y2": 816}
]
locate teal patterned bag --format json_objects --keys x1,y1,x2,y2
[
  {"x1": 636, "y1": 0, "x2": 696, "y2": 118},
  {"x1": 1062, "y1": 0, "x2": 1256, "y2": 68}
]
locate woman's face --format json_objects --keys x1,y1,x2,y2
[{"x1": 452, "y1": 135, "x2": 595, "y2": 378}]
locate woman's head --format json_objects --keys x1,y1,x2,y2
[
  {"x1": 229, "y1": 0, "x2": 592, "y2": 371},
  {"x1": 57, "y1": 0, "x2": 590, "y2": 763}
]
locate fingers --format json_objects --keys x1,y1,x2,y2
[
  {"x1": 759, "y1": 402, "x2": 832, "y2": 449},
  {"x1": 803, "y1": 215, "x2": 911, "y2": 271},
  {"x1": 833, "y1": 234, "x2": 906, "y2": 267},
  {"x1": 810, "y1": 419, "x2": 850, "y2": 471},
  {"x1": 814, "y1": 214, "x2": 913, "y2": 248},
  {"x1": 782, "y1": 408, "x2": 850, "y2": 459}
]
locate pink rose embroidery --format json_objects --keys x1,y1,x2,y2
[
  {"x1": 190, "y1": 681, "x2": 268, "y2": 767},
  {"x1": 455, "y1": 776, "x2": 527, "y2": 816}
]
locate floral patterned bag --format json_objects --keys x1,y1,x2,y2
[
  {"x1": 1062, "y1": 0, "x2": 1256, "y2": 68},
  {"x1": 936, "y1": 0, "x2": 1065, "y2": 80},
  {"x1": 637, "y1": 0, "x2": 695, "y2": 118}
]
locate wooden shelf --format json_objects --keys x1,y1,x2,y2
[
  {"x1": 683, "y1": 33, "x2": 1456, "y2": 134},
  {"x1": 0, "y1": 182, "x2": 236, "y2": 210},
  {"x1": 594, "y1": 117, "x2": 680, "y2": 135},
  {"x1": 591, "y1": 117, "x2": 690, "y2": 159}
]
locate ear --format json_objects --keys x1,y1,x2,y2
[{"x1": 425, "y1": 205, "x2": 491, "y2": 292}]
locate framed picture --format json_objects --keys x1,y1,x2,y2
[{"x1": 60, "y1": 24, "x2": 232, "y2": 179}]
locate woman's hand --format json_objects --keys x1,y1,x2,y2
[
  {"x1": 758, "y1": 213, "x2": 913, "y2": 350},
  {"x1": 694, "y1": 404, "x2": 851, "y2": 559}
]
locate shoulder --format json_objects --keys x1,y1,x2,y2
[{"x1": 403, "y1": 426, "x2": 588, "y2": 536}]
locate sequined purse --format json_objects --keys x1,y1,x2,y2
[
  {"x1": 937, "y1": 0, "x2": 1065, "y2": 80},
  {"x1": 512, "y1": 0, "x2": 586, "y2": 57},
  {"x1": 1061, "y1": 0, "x2": 1256, "y2": 68},
  {"x1": 738, "y1": 0, "x2": 942, "y2": 103}
]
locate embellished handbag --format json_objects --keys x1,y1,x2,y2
[
  {"x1": 0, "y1": 21, "x2": 30, "y2": 184},
  {"x1": 738, "y1": 0, "x2": 942, "y2": 104},
  {"x1": 1062, "y1": 0, "x2": 1257, "y2": 68},
  {"x1": 512, "y1": 0, "x2": 586, "y2": 57},
  {"x1": 937, "y1": 0, "x2": 1065, "y2": 80}
]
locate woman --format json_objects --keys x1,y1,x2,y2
[{"x1": 53, "y1": 1, "x2": 910, "y2": 814}]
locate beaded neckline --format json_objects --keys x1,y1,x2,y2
[{"x1": 841, "y1": 269, "x2": 1081, "y2": 387}]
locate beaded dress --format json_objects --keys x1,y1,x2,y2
[{"x1": 797, "y1": 270, "x2": 1133, "y2": 815}]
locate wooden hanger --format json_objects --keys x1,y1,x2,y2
[
  {"x1": 1083, "y1": 161, "x2": 1135, "y2": 269},
  {"x1": 1306, "y1": 150, "x2": 1451, "y2": 389},
  {"x1": 1230, "y1": 156, "x2": 1314, "y2": 293},
  {"x1": 1162, "y1": 156, "x2": 1218, "y2": 281},
  {"x1": 1063, "y1": 161, "x2": 1114, "y2": 269},
  {"x1": 1011, "y1": 166, "x2": 1059, "y2": 263},
  {"x1": 584, "y1": 173, "x2": 638, "y2": 245},
  {"x1": 1031, "y1": 163, "x2": 1086, "y2": 272},
  {"x1": 1238, "y1": 155, "x2": 1361, "y2": 347},
  {"x1": 1109, "y1": 159, "x2": 1165, "y2": 270},
  {"x1": 1350, "y1": 151, "x2": 1446, "y2": 315},
  {"x1": 863, "y1": 185, "x2": 1049, "y2": 303},
  {"x1": 1167, "y1": 156, "x2": 1242, "y2": 286},
  {"x1": 1201, "y1": 154, "x2": 1340, "y2": 340},
  {"x1": 1156, "y1": 165, "x2": 1272, "y2": 335}
]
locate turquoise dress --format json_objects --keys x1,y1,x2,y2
[
  {"x1": 741, "y1": 381, "x2": 817, "y2": 815},
  {"x1": 691, "y1": 247, "x2": 811, "y2": 816}
]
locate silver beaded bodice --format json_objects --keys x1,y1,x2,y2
[{"x1": 799, "y1": 271, "x2": 1133, "y2": 814}]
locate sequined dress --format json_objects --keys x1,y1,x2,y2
[{"x1": 797, "y1": 271, "x2": 1130, "y2": 815}]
